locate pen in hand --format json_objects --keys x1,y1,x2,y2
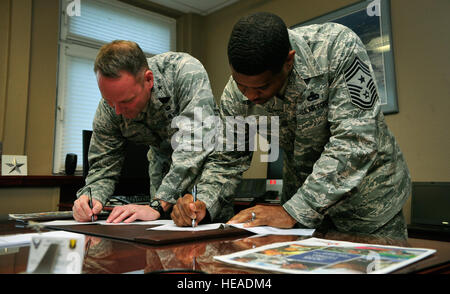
[
  {"x1": 87, "y1": 187, "x2": 94, "y2": 222},
  {"x1": 191, "y1": 185, "x2": 197, "y2": 228}
]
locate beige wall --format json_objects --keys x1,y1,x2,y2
[
  {"x1": 0, "y1": 0, "x2": 60, "y2": 214},
  {"x1": 1, "y1": 0, "x2": 33, "y2": 156},
  {"x1": 0, "y1": 0, "x2": 59, "y2": 174},
  {"x1": 385, "y1": 0, "x2": 450, "y2": 182},
  {"x1": 1, "y1": 0, "x2": 449, "y2": 220}
]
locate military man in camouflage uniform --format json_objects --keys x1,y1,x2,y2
[
  {"x1": 73, "y1": 40, "x2": 242, "y2": 224},
  {"x1": 221, "y1": 13, "x2": 411, "y2": 240}
]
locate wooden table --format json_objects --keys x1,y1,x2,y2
[{"x1": 0, "y1": 220, "x2": 448, "y2": 275}]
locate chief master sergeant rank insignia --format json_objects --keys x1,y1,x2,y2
[{"x1": 344, "y1": 56, "x2": 378, "y2": 110}]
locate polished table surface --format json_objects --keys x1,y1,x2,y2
[{"x1": 0, "y1": 220, "x2": 449, "y2": 274}]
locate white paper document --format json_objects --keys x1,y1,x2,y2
[
  {"x1": 147, "y1": 220, "x2": 315, "y2": 236},
  {"x1": 37, "y1": 219, "x2": 314, "y2": 236},
  {"x1": 97, "y1": 219, "x2": 174, "y2": 226},
  {"x1": 39, "y1": 219, "x2": 173, "y2": 227},
  {"x1": 147, "y1": 222, "x2": 224, "y2": 231},
  {"x1": 230, "y1": 223, "x2": 315, "y2": 236},
  {"x1": 38, "y1": 220, "x2": 98, "y2": 226},
  {"x1": 0, "y1": 231, "x2": 83, "y2": 248},
  {"x1": 0, "y1": 233, "x2": 38, "y2": 248}
]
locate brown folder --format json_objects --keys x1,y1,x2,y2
[{"x1": 46, "y1": 224, "x2": 252, "y2": 245}]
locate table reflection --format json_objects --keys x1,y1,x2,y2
[
  {"x1": 0, "y1": 219, "x2": 444, "y2": 274},
  {"x1": 142, "y1": 235, "x2": 301, "y2": 274}
]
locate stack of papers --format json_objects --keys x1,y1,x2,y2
[{"x1": 38, "y1": 219, "x2": 315, "y2": 236}]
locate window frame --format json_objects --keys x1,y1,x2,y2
[{"x1": 53, "y1": 0, "x2": 176, "y2": 173}]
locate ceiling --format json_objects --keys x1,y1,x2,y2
[{"x1": 146, "y1": 0, "x2": 240, "y2": 16}]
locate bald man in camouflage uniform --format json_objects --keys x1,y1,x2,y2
[
  {"x1": 224, "y1": 13, "x2": 411, "y2": 240},
  {"x1": 73, "y1": 40, "x2": 243, "y2": 224}
]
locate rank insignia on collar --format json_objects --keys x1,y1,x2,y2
[
  {"x1": 158, "y1": 97, "x2": 170, "y2": 104},
  {"x1": 344, "y1": 56, "x2": 378, "y2": 110},
  {"x1": 306, "y1": 91, "x2": 320, "y2": 102}
]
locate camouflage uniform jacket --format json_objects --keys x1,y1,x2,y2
[
  {"x1": 77, "y1": 52, "x2": 237, "y2": 222},
  {"x1": 219, "y1": 23, "x2": 411, "y2": 237}
]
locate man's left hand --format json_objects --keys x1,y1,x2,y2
[
  {"x1": 106, "y1": 204, "x2": 160, "y2": 223},
  {"x1": 227, "y1": 205, "x2": 297, "y2": 228}
]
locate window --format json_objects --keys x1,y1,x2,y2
[{"x1": 54, "y1": 0, "x2": 176, "y2": 173}]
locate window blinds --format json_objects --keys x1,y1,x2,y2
[
  {"x1": 66, "y1": 0, "x2": 175, "y2": 54},
  {"x1": 53, "y1": 0, "x2": 175, "y2": 173}
]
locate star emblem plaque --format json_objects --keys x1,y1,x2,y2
[{"x1": 1, "y1": 155, "x2": 28, "y2": 176}]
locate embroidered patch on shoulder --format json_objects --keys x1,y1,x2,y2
[{"x1": 344, "y1": 56, "x2": 378, "y2": 110}]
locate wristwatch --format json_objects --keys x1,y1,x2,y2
[{"x1": 149, "y1": 199, "x2": 165, "y2": 217}]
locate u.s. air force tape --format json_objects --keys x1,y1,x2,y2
[{"x1": 344, "y1": 56, "x2": 378, "y2": 110}]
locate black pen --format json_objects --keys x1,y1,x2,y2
[
  {"x1": 191, "y1": 185, "x2": 197, "y2": 228},
  {"x1": 87, "y1": 187, "x2": 94, "y2": 222}
]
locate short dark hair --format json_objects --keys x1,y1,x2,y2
[
  {"x1": 94, "y1": 40, "x2": 148, "y2": 78},
  {"x1": 227, "y1": 12, "x2": 290, "y2": 75}
]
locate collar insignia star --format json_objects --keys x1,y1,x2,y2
[{"x1": 158, "y1": 97, "x2": 170, "y2": 104}]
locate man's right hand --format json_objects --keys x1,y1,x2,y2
[
  {"x1": 73, "y1": 195, "x2": 103, "y2": 222},
  {"x1": 171, "y1": 194, "x2": 206, "y2": 227}
]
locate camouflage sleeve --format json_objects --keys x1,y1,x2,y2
[
  {"x1": 76, "y1": 100, "x2": 125, "y2": 206},
  {"x1": 147, "y1": 145, "x2": 171, "y2": 198},
  {"x1": 195, "y1": 82, "x2": 253, "y2": 221},
  {"x1": 155, "y1": 56, "x2": 220, "y2": 205},
  {"x1": 283, "y1": 27, "x2": 381, "y2": 228}
]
